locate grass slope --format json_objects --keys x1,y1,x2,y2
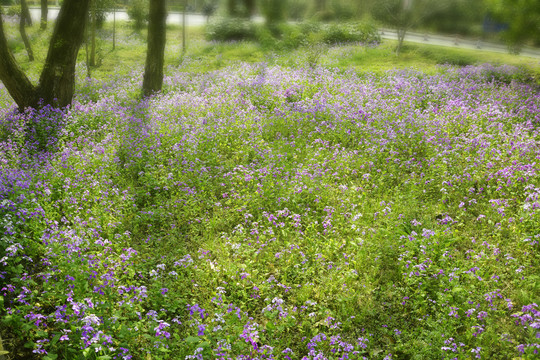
[{"x1": 0, "y1": 19, "x2": 539, "y2": 360}]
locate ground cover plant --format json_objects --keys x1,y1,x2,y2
[{"x1": 0, "y1": 19, "x2": 540, "y2": 360}]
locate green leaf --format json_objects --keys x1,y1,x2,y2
[
  {"x1": 43, "y1": 354, "x2": 58, "y2": 360},
  {"x1": 186, "y1": 336, "x2": 200, "y2": 344},
  {"x1": 50, "y1": 334, "x2": 61, "y2": 346}
]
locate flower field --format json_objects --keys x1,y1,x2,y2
[{"x1": 0, "y1": 61, "x2": 539, "y2": 359}]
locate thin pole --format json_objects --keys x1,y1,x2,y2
[
  {"x1": 113, "y1": 6, "x2": 116, "y2": 50},
  {"x1": 182, "y1": 0, "x2": 186, "y2": 54}
]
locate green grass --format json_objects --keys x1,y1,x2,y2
[{"x1": 3, "y1": 19, "x2": 539, "y2": 83}]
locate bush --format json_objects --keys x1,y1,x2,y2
[
  {"x1": 256, "y1": 23, "x2": 308, "y2": 50},
  {"x1": 207, "y1": 19, "x2": 380, "y2": 50},
  {"x1": 321, "y1": 22, "x2": 380, "y2": 45},
  {"x1": 205, "y1": 18, "x2": 257, "y2": 42},
  {"x1": 127, "y1": 0, "x2": 149, "y2": 31}
]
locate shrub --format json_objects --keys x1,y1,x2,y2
[
  {"x1": 205, "y1": 18, "x2": 256, "y2": 42},
  {"x1": 321, "y1": 22, "x2": 380, "y2": 45},
  {"x1": 256, "y1": 23, "x2": 308, "y2": 50},
  {"x1": 127, "y1": 0, "x2": 149, "y2": 31}
]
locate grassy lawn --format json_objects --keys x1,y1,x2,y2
[{"x1": 0, "y1": 19, "x2": 539, "y2": 360}]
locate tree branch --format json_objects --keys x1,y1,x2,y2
[{"x1": 0, "y1": 10, "x2": 37, "y2": 109}]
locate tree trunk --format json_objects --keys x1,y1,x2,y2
[
  {"x1": 2, "y1": 0, "x2": 90, "y2": 110},
  {"x1": 142, "y1": 0, "x2": 167, "y2": 97},
  {"x1": 396, "y1": 28, "x2": 406, "y2": 56},
  {"x1": 36, "y1": 0, "x2": 91, "y2": 108},
  {"x1": 20, "y1": 0, "x2": 34, "y2": 61},
  {"x1": 227, "y1": 0, "x2": 236, "y2": 17},
  {"x1": 0, "y1": 9, "x2": 37, "y2": 109},
  {"x1": 243, "y1": 0, "x2": 255, "y2": 17},
  {"x1": 40, "y1": 0, "x2": 48, "y2": 30},
  {"x1": 22, "y1": 0, "x2": 32, "y2": 26},
  {"x1": 182, "y1": 1, "x2": 186, "y2": 54},
  {"x1": 85, "y1": 10, "x2": 92, "y2": 78},
  {"x1": 90, "y1": 0, "x2": 96, "y2": 66}
]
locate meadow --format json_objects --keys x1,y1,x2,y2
[{"x1": 0, "y1": 20, "x2": 539, "y2": 360}]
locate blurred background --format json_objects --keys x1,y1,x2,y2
[
  {"x1": 1, "y1": 0, "x2": 538, "y2": 72},
  {"x1": 1, "y1": 0, "x2": 538, "y2": 49}
]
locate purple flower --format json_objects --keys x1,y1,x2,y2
[{"x1": 198, "y1": 324, "x2": 206, "y2": 336}]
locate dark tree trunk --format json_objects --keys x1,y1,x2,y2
[
  {"x1": 36, "y1": 0, "x2": 91, "y2": 108},
  {"x1": 243, "y1": 0, "x2": 255, "y2": 17},
  {"x1": 0, "y1": 0, "x2": 90, "y2": 110},
  {"x1": 0, "y1": 11, "x2": 37, "y2": 109},
  {"x1": 142, "y1": 0, "x2": 167, "y2": 97},
  {"x1": 227, "y1": 0, "x2": 236, "y2": 17},
  {"x1": 22, "y1": 0, "x2": 32, "y2": 26},
  {"x1": 19, "y1": 0, "x2": 34, "y2": 61},
  {"x1": 40, "y1": 0, "x2": 48, "y2": 30}
]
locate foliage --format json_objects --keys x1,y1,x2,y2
[
  {"x1": 372, "y1": 0, "x2": 450, "y2": 55},
  {"x1": 320, "y1": 21, "x2": 380, "y2": 44},
  {"x1": 205, "y1": 17, "x2": 257, "y2": 41},
  {"x1": 259, "y1": 0, "x2": 288, "y2": 25},
  {"x1": 94, "y1": 0, "x2": 116, "y2": 29},
  {"x1": 206, "y1": 20, "x2": 380, "y2": 50},
  {"x1": 287, "y1": 0, "x2": 310, "y2": 20},
  {"x1": 224, "y1": 0, "x2": 255, "y2": 18},
  {"x1": 485, "y1": 0, "x2": 540, "y2": 48},
  {"x1": 422, "y1": 0, "x2": 485, "y2": 36},
  {"x1": 202, "y1": 0, "x2": 219, "y2": 21},
  {"x1": 127, "y1": 0, "x2": 149, "y2": 31}
]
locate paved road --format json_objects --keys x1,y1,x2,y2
[
  {"x1": 380, "y1": 28, "x2": 540, "y2": 60},
  {"x1": 25, "y1": 7, "x2": 540, "y2": 60}
]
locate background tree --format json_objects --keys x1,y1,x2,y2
[
  {"x1": 40, "y1": 0, "x2": 47, "y2": 29},
  {"x1": 373, "y1": 0, "x2": 448, "y2": 55},
  {"x1": 88, "y1": 0, "x2": 116, "y2": 66},
  {"x1": 0, "y1": 0, "x2": 91, "y2": 110},
  {"x1": 20, "y1": 0, "x2": 31, "y2": 26},
  {"x1": 260, "y1": 0, "x2": 287, "y2": 25},
  {"x1": 287, "y1": 0, "x2": 309, "y2": 20},
  {"x1": 182, "y1": 0, "x2": 187, "y2": 53},
  {"x1": 128, "y1": 0, "x2": 149, "y2": 31},
  {"x1": 226, "y1": 0, "x2": 255, "y2": 18},
  {"x1": 202, "y1": 0, "x2": 218, "y2": 22},
  {"x1": 486, "y1": 0, "x2": 540, "y2": 49},
  {"x1": 90, "y1": 0, "x2": 98, "y2": 66},
  {"x1": 142, "y1": 0, "x2": 167, "y2": 96},
  {"x1": 423, "y1": 0, "x2": 485, "y2": 36},
  {"x1": 19, "y1": 0, "x2": 33, "y2": 61}
]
